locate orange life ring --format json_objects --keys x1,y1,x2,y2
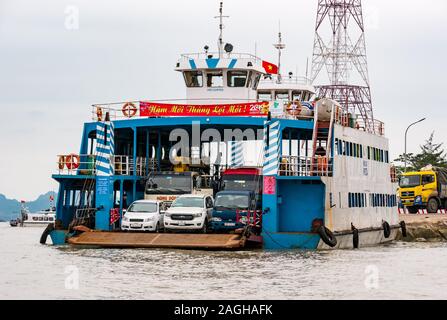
[
  {"x1": 286, "y1": 101, "x2": 302, "y2": 117},
  {"x1": 65, "y1": 154, "x2": 80, "y2": 170},
  {"x1": 96, "y1": 107, "x2": 104, "y2": 121},
  {"x1": 58, "y1": 156, "x2": 65, "y2": 170},
  {"x1": 122, "y1": 102, "x2": 138, "y2": 118}
]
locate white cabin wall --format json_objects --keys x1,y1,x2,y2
[{"x1": 328, "y1": 124, "x2": 399, "y2": 231}]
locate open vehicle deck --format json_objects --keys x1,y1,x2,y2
[{"x1": 67, "y1": 231, "x2": 250, "y2": 250}]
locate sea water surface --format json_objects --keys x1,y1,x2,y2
[{"x1": 1, "y1": 222, "x2": 446, "y2": 300}]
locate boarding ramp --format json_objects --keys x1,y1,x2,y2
[{"x1": 68, "y1": 231, "x2": 251, "y2": 250}]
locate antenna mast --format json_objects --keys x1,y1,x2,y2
[
  {"x1": 273, "y1": 22, "x2": 286, "y2": 83},
  {"x1": 214, "y1": 1, "x2": 229, "y2": 58},
  {"x1": 311, "y1": 0, "x2": 375, "y2": 133}
]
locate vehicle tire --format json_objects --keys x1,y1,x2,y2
[
  {"x1": 317, "y1": 226, "x2": 337, "y2": 248},
  {"x1": 383, "y1": 221, "x2": 391, "y2": 239},
  {"x1": 155, "y1": 222, "x2": 160, "y2": 233},
  {"x1": 408, "y1": 206, "x2": 419, "y2": 214},
  {"x1": 427, "y1": 198, "x2": 439, "y2": 214}
]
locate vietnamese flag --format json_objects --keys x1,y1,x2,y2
[{"x1": 262, "y1": 61, "x2": 279, "y2": 74}]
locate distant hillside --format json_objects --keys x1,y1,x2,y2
[{"x1": 0, "y1": 192, "x2": 57, "y2": 221}]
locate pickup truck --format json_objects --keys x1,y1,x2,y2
[{"x1": 164, "y1": 194, "x2": 214, "y2": 233}]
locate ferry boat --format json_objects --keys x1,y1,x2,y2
[
  {"x1": 11, "y1": 200, "x2": 56, "y2": 227},
  {"x1": 47, "y1": 3, "x2": 403, "y2": 250}
]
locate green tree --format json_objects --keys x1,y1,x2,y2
[{"x1": 394, "y1": 132, "x2": 447, "y2": 172}]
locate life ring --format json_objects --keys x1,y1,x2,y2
[
  {"x1": 58, "y1": 156, "x2": 66, "y2": 170},
  {"x1": 286, "y1": 101, "x2": 302, "y2": 117},
  {"x1": 96, "y1": 107, "x2": 104, "y2": 121},
  {"x1": 317, "y1": 226, "x2": 337, "y2": 248},
  {"x1": 383, "y1": 221, "x2": 391, "y2": 239},
  {"x1": 400, "y1": 221, "x2": 408, "y2": 238},
  {"x1": 65, "y1": 154, "x2": 80, "y2": 170},
  {"x1": 122, "y1": 102, "x2": 138, "y2": 118}
]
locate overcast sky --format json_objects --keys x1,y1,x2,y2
[{"x1": 0, "y1": 0, "x2": 446, "y2": 200}]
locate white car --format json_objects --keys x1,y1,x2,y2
[
  {"x1": 164, "y1": 195, "x2": 214, "y2": 233},
  {"x1": 121, "y1": 200, "x2": 164, "y2": 232}
]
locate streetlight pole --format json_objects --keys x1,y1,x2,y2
[{"x1": 404, "y1": 118, "x2": 426, "y2": 172}]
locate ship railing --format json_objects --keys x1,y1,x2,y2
[
  {"x1": 75, "y1": 208, "x2": 97, "y2": 219},
  {"x1": 179, "y1": 52, "x2": 261, "y2": 63},
  {"x1": 279, "y1": 156, "x2": 333, "y2": 177},
  {"x1": 332, "y1": 107, "x2": 386, "y2": 137},
  {"x1": 112, "y1": 156, "x2": 156, "y2": 176},
  {"x1": 56, "y1": 154, "x2": 96, "y2": 176},
  {"x1": 260, "y1": 75, "x2": 313, "y2": 86}
]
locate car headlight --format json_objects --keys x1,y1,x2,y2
[
  {"x1": 193, "y1": 212, "x2": 203, "y2": 218},
  {"x1": 145, "y1": 217, "x2": 155, "y2": 222},
  {"x1": 123, "y1": 216, "x2": 129, "y2": 222},
  {"x1": 165, "y1": 212, "x2": 171, "y2": 217},
  {"x1": 211, "y1": 217, "x2": 222, "y2": 222},
  {"x1": 415, "y1": 196, "x2": 422, "y2": 203}
]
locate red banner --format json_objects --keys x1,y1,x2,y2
[{"x1": 140, "y1": 101, "x2": 269, "y2": 117}]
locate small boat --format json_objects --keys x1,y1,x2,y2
[{"x1": 9, "y1": 219, "x2": 19, "y2": 227}]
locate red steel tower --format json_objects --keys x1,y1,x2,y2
[{"x1": 311, "y1": 0, "x2": 375, "y2": 133}]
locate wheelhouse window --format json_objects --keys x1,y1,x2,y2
[
  {"x1": 252, "y1": 73, "x2": 261, "y2": 90},
  {"x1": 227, "y1": 71, "x2": 248, "y2": 87},
  {"x1": 183, "y1": 71, "x2": 203, "y2": 87},
  {"x1": 275, "y1": 92, "x2": 289, "y2": 101},
  {"x1": 207, "y1": 72, "x2": 224, "y2": 87},
  {"x1": 292, "y1": 91, "x2": 303, "y2": 101},
  {"x1": 258, "y1": 92, "x2": 272, "y2": 101}
]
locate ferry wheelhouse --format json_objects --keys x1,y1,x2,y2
[{"x1": 48, "y1": 7, "x2": 402, "y2": 250}]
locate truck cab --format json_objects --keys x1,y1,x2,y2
[
  {"x1": 399, "y1": 168, "x2": 447, "y2": 213},
  {"x1": 210, "y1": 190, "x2": 259, "y2": 232},
  {"x1": 144, "y1": 171, "x2": 213, "y2": 206}
]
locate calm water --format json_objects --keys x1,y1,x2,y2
[{"x1": 1, "y1": 222, "x2": 446, "y2": 300}]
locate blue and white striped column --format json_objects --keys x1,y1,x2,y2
[
  {"x1": 96, "y1": 121, "x2": 115, "y2": 176},
  {"x1": 95, "y1": 120, "x2": 115, "y2": 231},
  {"x1": 230, "y1": 141, "x2": 244, "y2": 168},
  {"x1": 263, "y1": 121, "x2": 281, "y2": 176}
]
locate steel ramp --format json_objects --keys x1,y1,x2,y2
[{"x1": 67, "y1": 231, "x2": 247, "y2": 250}]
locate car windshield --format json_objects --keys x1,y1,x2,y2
[
  {"x1": 399, "y1": 175, "x2": 421, "y2": 188},
  {"x1": 171, "y1": 197, "x2": 204, "y2": 208},
  {"x1": 146, "y1": 174, "x2": 192, "y2": 194},
  {"x1": 222, "y1": 175, "x2": 259, "y2": 192},
  {"x1": 127, "y1": 202, "x2": 158, "y2": 213},
  {"x1": 215, "y1": 194, "x2": 250, "y2": 210}
]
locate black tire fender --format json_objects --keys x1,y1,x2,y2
[
  {"x1": 383, "y1": 221, "x2": 391, "y2": 239},
  {"x1": 352, "y1": 228, "x2": 359, "y2": 249},
  {"x1": 400, "y1": 221, "x2": 408, "y2": 238},
  {"x1": 317, "y1": 226, "x2": 337, "y2": 248},
  {"x1": 40, "y1": 223, "x2": 55, "y2": 245}
]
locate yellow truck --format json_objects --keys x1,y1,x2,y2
[{"x1": 399, "y1": 166, "x2": 447, "y2": 213}]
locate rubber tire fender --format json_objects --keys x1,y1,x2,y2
[
  {"x1": 317, "y1": 226, "x2": 337, "y2": 248},
  {"x1": 352, "y1": 228, "x2": 359, "y2": 249},
  {"x1": 400, "y1": 221, "x2": 408, "y2": 238},
  {"x1": 383, "y1": 221, "x2": 391, "y2": 239},
  {"x1": 40, "y1": 223, "x2": 55, "y2": 245}
]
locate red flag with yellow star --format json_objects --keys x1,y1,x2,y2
[{"x1": 262, "y1": 61, "x2": 279, "y2": 74}]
